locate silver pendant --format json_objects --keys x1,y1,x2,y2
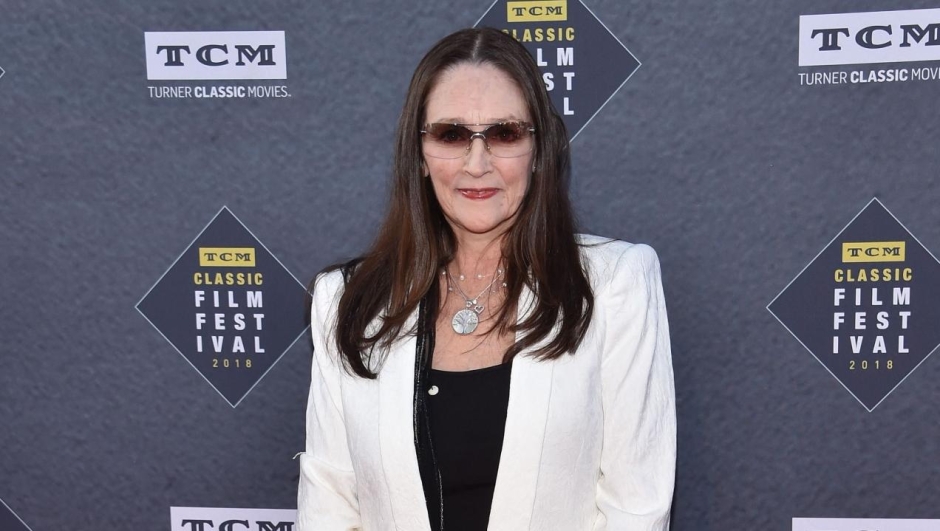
[{"x1": 452, "y1": 308, "x2": 479, "y2": 335}]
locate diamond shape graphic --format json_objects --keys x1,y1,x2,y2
[
  {"x1": 476, "y1": 0, "x2": 640, "y2": 139},
  {"x1": 137, "y1": 207, "x2": 308, "y2": 407},
  {"x1": 0, "y1": 65, "x2": 5, "y2": 81},
  {"x1": 769, "y1": 198, "x2": 940, "y2": 411},
  {"x1": 1, "y1": 498, "x2": 34, "y2": 531}
]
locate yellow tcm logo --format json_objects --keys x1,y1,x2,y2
[
  {"x1": 841, "y1": 241, "x2": 906, "y2": 263},
  {"x1": 507, "y1": 0, "x2": 567, "y2": 22},
  {"x1": 199, "y1": 247, "x2": 256, "y2": 267}
]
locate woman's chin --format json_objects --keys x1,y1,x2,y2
[{"x1": 451, "y1": 220, "x2": 510, "y2": 238}]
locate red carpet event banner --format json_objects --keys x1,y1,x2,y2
[
  {"x1": 476, "y1": 0, "x2": 640, "y2": 138},
  {"x1": 769, "y1": 199, "x2": 940, "y2": 411},
  {"x1": 137, "y1": 207, "x2": 308, "y2": 407},
  {"x1": 1, "y1": 0, "x2": 939, "y2": 529}
]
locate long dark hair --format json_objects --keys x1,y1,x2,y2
[{"x1": 327, "y1": 27, "x2": 593, "y2": 378}]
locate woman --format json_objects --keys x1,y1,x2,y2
[{"x1": 298, "y1": 28, "x2": 675, "y2": 531}]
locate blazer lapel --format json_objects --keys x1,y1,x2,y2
[
  {"x1": 378, "y1": 330, "x2": 432, "y2": 531},
  {"x1": 488, "y1": 284, "x2": 555, "y2": 531}
]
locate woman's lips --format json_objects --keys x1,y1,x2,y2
[{"x1": 458, "y1": 188, "x2": 499, "y2": 200}]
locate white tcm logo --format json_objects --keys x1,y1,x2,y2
[
  {"x1": 794, "y1": 518, "x2": 940, "y2": 531},
  {"x1": 171, "y1": 507, "x2": 295, "y2": 531},
  {"x1": 800, "y1": 8, "x2": 940, "y2": 66},
  {"x1": 145, "y1": 31, "x2": 287, "y2": 80}
]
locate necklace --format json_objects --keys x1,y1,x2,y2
[{"x1": 444, "y1": 267, "x2": 504, "y2": 335}]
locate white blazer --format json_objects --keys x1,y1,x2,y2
[{"x1": 297, "y1": 236, "x2": 676, "y2": 530}]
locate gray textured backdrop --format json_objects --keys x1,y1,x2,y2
[{"x1": 2, "y1": 0, "x2": 939, "y2": 529}]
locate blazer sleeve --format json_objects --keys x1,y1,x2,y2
[
  {"x1": 297, "y1": 272, "x2": 363, "y2": 531},
  {"x1": 592, "y1": 244, "x2": 676, "y2": 530}
]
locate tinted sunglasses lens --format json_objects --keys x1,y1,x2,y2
[
  {"x1": 424, "y1": 124, "x2": 471, "y2": 159},
  {"x1": 485, "y1": 123, "x2": 528, "y2": 156}
]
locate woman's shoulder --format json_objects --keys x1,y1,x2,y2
[
  {"x1": 308, "y1": 267, "x2": 351, "y2": 313},
  {"x1": 576, "y1": 233, "x2": 662, "y2": 290},
  {"x1": 309, "y1": 258, "x2": 363, "y2": 304},
  {"x1": 311, "y1": 268, "x2": 345, "y2": 293},
  {"x1": 576, "y1": 233, "x2": 660, "y2": 266}
]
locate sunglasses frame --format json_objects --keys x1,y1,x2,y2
[{"x1": 420, "y1": 121, "x2": 536, "y2": 159}]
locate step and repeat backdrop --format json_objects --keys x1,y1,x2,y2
[{"x1": 2, "y1": 0, "x2": 940, "y2": 529}]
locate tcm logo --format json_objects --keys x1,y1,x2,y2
[
  {"x1": 842, "y1": 241, "x2": 906, "y2": 263},
  {"x1": 800, "y1": 8, "x2": 940, "y2": 66},
  {"x1": 171, "y1": 507, "x2": 295, "y2": 531},
  {"x1": 199, "y1": 247, "x2": 256, "y2": 267},
  {"x1": 794, "y1": 517, "x2": 940, "y2": 531},
  {"x1": 507, "y1": 0, "x2": 567, "y2": 22},
  {"x1": 145, "y1": 31, "x2": 287, "y2": 80},
  {"x1": 180, "y1": 521, "x2": 291, "y2": 531}
]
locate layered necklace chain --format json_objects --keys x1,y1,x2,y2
[{"x1": 443, "y1": 267, "x2": 505, "y2": 335}]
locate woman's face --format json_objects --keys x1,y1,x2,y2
[{"x1": 422, "y1": 62, "x2": 534, "y2": 242}]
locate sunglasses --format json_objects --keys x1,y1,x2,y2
[{"x1": 421, "y1": 121, "x2": 536, "y2": 159}]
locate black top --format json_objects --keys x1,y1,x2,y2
[{"x1": 426, "y1": 362, "x2": 512, "y2": 531}]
